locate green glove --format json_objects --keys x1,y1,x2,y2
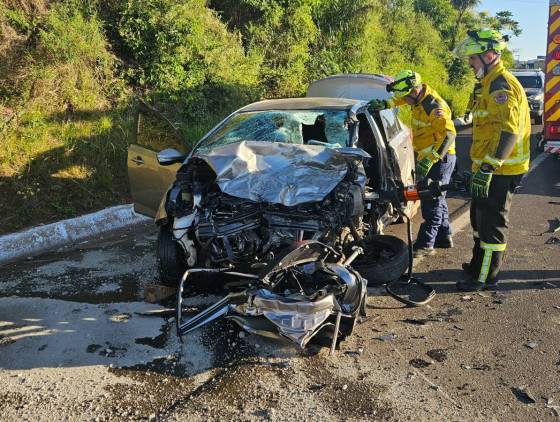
[
  {"x1": 415, "y1": 157, "x2": 435, "y2": 179},
  {"x1": 415, "y1": 149, "x2": 440, "y2": 179},
  {"x1": 470, "y1": 169, "x2": 493, "y2": 198},
  {"x1": 367, "y1": 99, "x2": 388, "y2": 113}
]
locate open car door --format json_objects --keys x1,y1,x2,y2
[
  {"x1": 127, "y1": 101, "x2": 191, "y2": 217},
  {"x1": 306, "y1": 74, "x2": 415, "y2": 186}
]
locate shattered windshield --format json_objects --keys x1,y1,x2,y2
[{"x1": 196, "y1": 110, "x2": 352, "y2": 153}]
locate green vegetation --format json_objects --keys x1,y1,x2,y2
[{"x1": 0, "y1": 0, "x2": 521, "y2": 233}]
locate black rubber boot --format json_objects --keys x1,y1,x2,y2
[
  {"x1": 434, "y1": 235, "x2": 454, "y2": 248},
  {"x1": 456, "y1": 278, "x2": 497, "y2": 292}
]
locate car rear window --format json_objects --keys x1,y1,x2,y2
[{"x1": 514, "y1": 75, "x2": 543, "y2": 89}]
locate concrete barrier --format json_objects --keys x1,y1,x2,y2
[{"x1": 0, "y1": 204, "x2": 150, "y2": 266}]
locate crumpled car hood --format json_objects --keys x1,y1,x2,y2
[{"x1": 193, "y1": 140, "x2": 367, "y2": 206}]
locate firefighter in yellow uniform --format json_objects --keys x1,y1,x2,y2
[
  {"x1": 368, "y1": 70, "x2": 457, "y2": 257},
  {"x1": 454, "y1": 29, "x2": 530, "y2": 291}
]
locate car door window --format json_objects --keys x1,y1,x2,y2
[
  {"x1": 135, "y1": 109, "x2": 190, "y2": 154},
  {"x1": 379, "y1": 109, "x2": 401, "y2": 140}
]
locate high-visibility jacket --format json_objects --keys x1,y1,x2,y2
[
  {"x1": 389, "y1": 84, "x2": 456, "y2": 160},
  {"x1": 470, "y1": 62, "x2": 530, "y2": 175}
]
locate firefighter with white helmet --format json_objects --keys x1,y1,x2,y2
[{"x1": 454, "y1": 29, "x2": 531, "y2": 291}]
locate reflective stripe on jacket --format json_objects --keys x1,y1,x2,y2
[
  {"x1": 389, "y1": 84, "x2": 456, "y2": 159},
  {"x1": 471, "y1": 62, "x2": 530, "y2": 175}
]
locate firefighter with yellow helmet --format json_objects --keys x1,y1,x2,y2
[
  {"x1": 368, "y1": 70, "x2": 457, "y2": 257},
  {"x1": 454, "y1": 29, "x2": 530, "y2": 291}
]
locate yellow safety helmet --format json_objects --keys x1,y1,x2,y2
[
  {"x1": 386, "y1": 70, "x2": 422, "y2": 98},
  {"x1": 454, "y1": 29, "x2": 509, "y2": 57}
]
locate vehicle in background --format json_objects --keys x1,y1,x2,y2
[
  {"x1": 543, "y1": 0, "x2": 560, "y2": 158},
  {"x1": 511, "y1": 69, "x2": 545, "y2": 125}
]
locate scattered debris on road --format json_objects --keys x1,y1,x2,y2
[
  {"x1": 511, "y1": 385, "x2": 537, "y2": 404},
  {"x1": 525, "y1": 341, "x2": 538, "y2": 349}
]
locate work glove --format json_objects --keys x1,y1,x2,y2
[
  {"x1": 415, "y1": 150, "x2": 441, "y2": 180},
  {"x1": 470, "y1": 168, "x2": 493, "y2": 198},
  {"x1": 367, "y1": 99, "x2": 389, "y2": 113},
  {"x1": 415, "y1": 157, "x2": 435, "y2": 179}
]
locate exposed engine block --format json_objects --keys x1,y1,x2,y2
[{"x1": 191, "y1": 181, "x2": 364, "y2": 266}]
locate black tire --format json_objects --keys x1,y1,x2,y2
[
  {"x1": 156, "y1": 225, "x2": 186, "y2": 287},
  {"x1": 352, "y1": 235, "x2": 409, "y2": 286}
]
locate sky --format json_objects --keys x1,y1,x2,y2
[{"x1": 477, "y1": 0, "x2": 549, "y2": 61}]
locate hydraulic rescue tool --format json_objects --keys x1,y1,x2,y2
[{"x1": 381, "y1": 174, "x2": 469, "y2": 306}]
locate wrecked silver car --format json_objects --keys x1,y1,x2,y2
[
  {"x1": 128, "y1": 79, "x2": 419, "y2": 348},
  {"x1": 129, "y1": 97, "x2": 413, "y2": 287}
]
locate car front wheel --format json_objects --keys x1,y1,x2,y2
[
  {"x1": 352, "y1": 235, "x2": 409, "y2": 286},
  {"x1": 156, "y1": 224, "x2": 186, "y2": 287}
]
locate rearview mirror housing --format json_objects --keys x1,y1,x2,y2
[{"x1": 157, "y1": 148, "x2": 186, "y2": 166}]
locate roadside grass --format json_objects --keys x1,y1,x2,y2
[{"x1": 0, "y1": 105, "x2": 134, "y2": 235}]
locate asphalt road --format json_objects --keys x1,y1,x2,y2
[{"x1": 2, "y1": 123, "x2": 559, "y2": 421}]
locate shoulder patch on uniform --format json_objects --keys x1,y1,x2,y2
[
  {"x1": 494, "y1": 92, "x2": 508, "y2": 104},
  {"x1": 434, "y1": 109, "x2": 444, "y2": 118},
  {"x1": 489, "y1": 75, "x2": 511, "y2": 94},
  {"x1": 421, "y1": 95, "x2": 441, "y2": 116}
]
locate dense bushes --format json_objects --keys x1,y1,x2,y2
[{"x1": 0, "y1": 0, "x2": 520, "y2": 231}]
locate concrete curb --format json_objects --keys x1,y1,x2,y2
[{"x1": 0, "y1": 204, "x2": 151, "y2": 267}]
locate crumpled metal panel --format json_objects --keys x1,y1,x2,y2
[
  {"x1": 195, "y1": 141, "x2": 367, "y2": 206},
  {"x1": 252, "y1": 289, "x2": 336, "y2": 347}
]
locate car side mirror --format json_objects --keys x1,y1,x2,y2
[{"x1": 157, "y1": 148, "x2": 186, "y2": 166}]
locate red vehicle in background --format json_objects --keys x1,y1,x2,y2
[{"x1": 544, "y1": 0, "x2": 560, "y2": 157}]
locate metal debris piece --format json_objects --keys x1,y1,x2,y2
[
  {"x1": 461, "y1": 363, "x2": 490, "y2": 371},
  {"x1": 427, "y1": 349, "x2": 448, "y2": 362},
  {"x1": 375, "y1": 334, "x2": 397, "y2": 342},
  {"x1": 308, "y1": 383, "x2": 325, "y2": 392},
  {"x1": 525, "y1": 341, "x2": 538, "y2": 349},
  {"x1": 540, "y1": 218, "x2": 560, "y2": 236},
  {"x1": 546, "y1": 404, "x2": 560, "y2": 417},
  {"x1": 401, "y1": 318, "x2": 430, "y2": 326},
  {"x1": 553, "y1": 218, "x2": 560, "y2": 233},
  {"x1": 546, "y1": 236, "x2": 560, "y2": 245},
  {"x1": 409, "y1": 358, "x2": 432, "y2": 368},
  {"x1": 511, "y1": 385, "x2": 537, "y2": 404}
]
